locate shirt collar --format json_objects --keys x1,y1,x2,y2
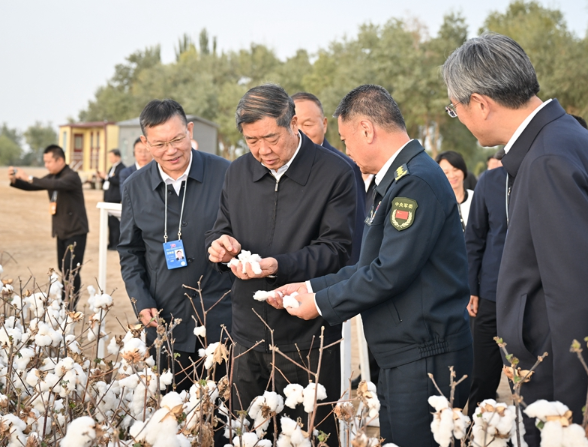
[
  {"x1": 504, "y1": 99, "x2": 552, "y2": 154},
  {"x1": 375, "y1": 139, "x2": 413, "y2": 185},
  {"x1": 157, "y1": 152, "x2": 193, "y2": 194}
]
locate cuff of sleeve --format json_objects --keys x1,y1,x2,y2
[
  {"x1": 305, "y1": 280, "x2": 313, "y2": 293},
  {"x1": 312, "y1": 293, "x2": 322, "y2": 316}
]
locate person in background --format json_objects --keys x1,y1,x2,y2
[
  {"x1": 464, "y1": 148, "x2": 507, "y2": 417},
  {"x1": 98, "y1": 149, "x2": 125, "y2": 250},
  {"x1": 119, "y1": 137, "x2": 153, "y2": 198},
  {"x1": 436, "y1": 151, "x2": 474, "y2": 230},
  {"x1": 9, "y1": 145, "x2": 89, "y2": 309},
  {"x1": 571, "y1": 114, "x2": 587, "y2": 129},
  {"x1": 463, "y1": 168, "x2": 477, "y2": 190},
  {"x1": 443, "y1": 33, "x2": 588, "y2": 444}
]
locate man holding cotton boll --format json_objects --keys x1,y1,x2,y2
[{"x1": 206, "y1": 83, "x2": 356, "y2": 443}]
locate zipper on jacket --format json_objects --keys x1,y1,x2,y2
[{"x1": 268, "y1": 177, "x2": 280, "y2": 247}]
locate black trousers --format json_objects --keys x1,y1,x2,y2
[
  {"x1": 467, "y1": 297, "x2": 503, "y2": 417},
  {"x1": 232, "y1": 342, "x2": 341, "y2": 447},
  {"x1": 108, "y1": 215, "x2": 120, "y2": 249},
  {"x1": 378, "y1": 346, "x2": 472, "y2": 447},
  {"x1": 56, "y1": 233, "x2": 87, "y2": 310}
]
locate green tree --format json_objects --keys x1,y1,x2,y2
[
  {"x1": 24, "y1": 122, "x2": 57, "y2": 165},
  {"x1": 0, "y1": 123, "x2": 23, "y2": 165}
]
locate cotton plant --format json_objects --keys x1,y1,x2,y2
[
  {"x1": 229, "y1": 250, "x2": 263, "y2": 274},
  {"x1": 428, "y1": 395, "x2": 470, "y2": 447},
  {"x1": 524, "y1": 400, "x2": 588, "y2": 447},
  {"x1": 276, "y1": 416, "x2": 311, "y2": 447},
  {"x1": 470, "y1": 399, "x2": 527, "y2": 447},
  {"x1": 60, "y1": 416, "x2": 98, "y2": 447},
  {"x1": 199, "y1": 341, "x2": 229, "y2": 370},
  {"x1": 356, "y1": 380, "x2": 381, "y2": 420},
  {"x1": 302, "y1": 382, "x2": 327, "y2": 413},
  {"x1": 248, "y1": 390, "x2": 285, "y2": 436}
]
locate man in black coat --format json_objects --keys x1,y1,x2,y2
[
  {"x1": 443, "y1": 33, "x2": 588, "y2": 444},
  {"x1": 9, "y1": 145, "x2": 89, "y2": 308},
  {"x1": 272, "y1": 85, "x2": 472, "y2": 447},
  {"x1": 119, "y1": 137, "x2": 153, "y2": 198},
  {"x1": 464, "y1": 154, "x2": 507, "y2": 417},
  {"x1": 118, "y1": 99, "x2": 232, "y2": 390},
  {"x1": 98, "y1": 149, "x2": 125, "y2": 249},
  {"x1": 206, "y1": 84, "x2": 356, "y2": 443}
]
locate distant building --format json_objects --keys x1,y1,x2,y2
[
  {"x1": 58, "y1": 122, "x2": 119, "y2": 174},
  {"x1": 117, "y1": 115, "x2": 219, "y2": 166}
]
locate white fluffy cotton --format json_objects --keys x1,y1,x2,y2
[
  {"x1": 302, "y1": 382, "x2": 327, "y2": 413},
  {"x1": 229, "y1": 250, "x2": 263, "y2": 275},
  {"x1": 60, "y1": 416, "x2": 96, "y2": 447}
]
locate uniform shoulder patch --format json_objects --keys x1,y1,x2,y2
[
  {"x1": 390, "y1": 197, "x2": 418, "y2": 231},
  {"x1": 394, "y1": 164, "x2": 410, "y2": 182}
]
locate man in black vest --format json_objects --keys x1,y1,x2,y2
[{"x1": 9, "y1": 145, "x2": 89, "y2": 308}]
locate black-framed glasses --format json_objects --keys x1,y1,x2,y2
[{"x1": 445, "y1": 102, "x2": 459, "y2": 118}]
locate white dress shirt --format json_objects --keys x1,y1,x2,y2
[
  {"x1": 504, "y1": 99, "x2": 552, "y2": 154},
  {"x1": 262, "y1": 131, "x2": 302, "y2": 181},
  {"x1": 157, "y1": 152, "x2": 193, "y2": 195}
]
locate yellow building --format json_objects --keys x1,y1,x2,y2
[{"x1": 58, "y1": 122, "x2": 119, "y2": 175}]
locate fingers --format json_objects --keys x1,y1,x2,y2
[
  {"x1": 275, "y1": 282, "x2": 305, "y2": 296},
  {"x1": 266, "y1": 294, "x2": 284, "y2": 309},
  {"x1": 208, "y1": 235, "x2": 241, "y2": 263},
  {"x1": 139, "y1": 308, "x2": 158, "y2": 327}
]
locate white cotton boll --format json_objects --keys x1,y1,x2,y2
[
  {"x1": 145, "y1": 355, "x2": 155, "y2": 367},
  {"x1": 562, "y1": 424, "x2": 588, "y2": 447},
  {"x1": 382, "y1": 444, "x2": 401, "y2": 447},
  {"x1": 257, "y1": 440, "x2": 272, "y2": 447},
  {"x1": 145, "y1": 410, "x2": 179, "y2": 446},
  {"x1": 233, "y1": 432, "x2": 259, "y2": 447},
  {"x1": 249, "y1": 395, "x2": 264, "y2": 420},
  {"x1": 283, "y1": 293, "x2": 300, "y2": 309},
  {"x1": 118, "y1": 374, "x2": 140, "y2": 390},
  {"x1": 281, "y1": 416, "x2": 298, "y2": 436},
  {"x1": 121, "y1": 337, "x2": 147, "y2": 357},
  {"x1": 65, "y1": 334, "x2": 81, "y2": 354},
  {"x1": 61, "y1": 416, "x2": 96, "y2": 447},
  {"x1": 452, "y1": 410, "x2": 470, "y2": 440},
  {"x1": 176, "y1": 434, "x2": 191, "y2": 447},
  {"x1": 161, "y1": 370, "x2": 174, "y2": 387},
  {"x1": 107, "y1": 337, "x2": 120, "y2": 355},
  {"x1": 253, "y1": 290, "x2": 279, "y2": 301},
  {"x1": 264, "y1": 390, "x2": 284, "y2": 413},
  {"x1": 87, "y1": 285, "x2": 96, "y2": 298},
  {"x1": 14, "y1": 347, "x2": 35, "y2": 370},
  {"x1": 302, "y1": 382, "x2": 327, "y2": 413},
  {"x1": 284, "y1": 384, "x2": 304, "y2": 409},
  {"x1": 290, "y1": 426, "x2": 311, "y2": 447},
  {"x1": 199, "y1": 342, "x2": 220, "y2": 369},
  {"x1": 130, "y1": 420, "x2": 147, "y2": 442},
  {"x1": 428, "y1": 395, "x2": 449, "y2": 412},
  {"x1": 524, "y1": 400, "x2": 556, "y2": 420},
  {"x1": 193, "y1": 325, "x2": 206, "y2": 338},
  {"x1": 161, "y1": 392, "x2": 183, "y2": 410},
  {"x1": 541, "y1": 421, "x2": 564, "y2": 447},
  {"x1": 277, "y1": 434, "x2": 292, "y2": 447}
]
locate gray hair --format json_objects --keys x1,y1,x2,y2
[
  {"x1": 442, "y1": 33, "x2": 540, "y2": 109},
  {"x1": 235, "y1": 84, "x2": 296, "y2": 133},
  {"x1": 334, "y1": 85, "x2": 406, "y2": 132}
]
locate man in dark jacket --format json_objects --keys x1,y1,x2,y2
[
  {"x1": 272, "y1": 85, "x2": 472, "y2": 447},
  {"x1": 206, "y1": 84, "x2": 356, "y2": 443},
  {"x1": 464, "y1": 152, "x2": 507, "y2": 417},
  {"x1": 118, "y1": 99, "x2": 232, "y2": 390},
  {"x1": 9, "y1": 145, "x2": 89, "y2": 308},
  {"x1": 443, "y1": 33, "x2": 588, "y2": 444},
  {"x1": 98, "y1": 149, "x2": 125, "y2": 249},
  {"x1": 119, "y1": 137, "x2": 153, "y2": 198},
  {"x1": 292, "y1": 91, "x2": 365, "y2": 264}
]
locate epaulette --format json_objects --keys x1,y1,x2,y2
[{"x1": 394, "y1": 164, "x2": 410, "y2": 182}]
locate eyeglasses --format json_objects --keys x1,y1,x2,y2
[
  {"x1": 145, "y1": 134, "x2": 187, "y2": 151},
  {"x1": 445, "y1": 102, "x2": 459, "y2": 118}
]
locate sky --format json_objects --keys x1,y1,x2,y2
[{"x1": 0, "y1": 0, "x2": 586, "y2": 137}]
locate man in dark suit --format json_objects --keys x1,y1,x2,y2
[
  {"x1": 292, "y1": 92, "x2": 365, "y2": 264},
  {"x1": 464, "y1": 150, "x2": 507, "y2": 417},
  {"x1": 443, "y1": 33, "x2": 588, "y2": 444},
  {"x1": 272, "y1": 85, "x2": 472, "y2": 447},
  {"x1": 206, "y1": 84, "x2": 356, "y2": 444},
  {"x1": 119, "y1": 137, "x2": 153, "y2": 198},
  {"x1": 9, "y1": 145, "x2": 89, "y2": 308},
  {"x1": 98, "y1": 149, "x2": 125, "y2": 249},
  {"x1": 118, "y1": 99, "x2": 232, "y2": 391}
]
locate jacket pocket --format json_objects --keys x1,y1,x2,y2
[{"x1": 515, "y1": 293, "x2": 537, "y2": 363}]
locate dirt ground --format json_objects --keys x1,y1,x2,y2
[{"x1": 0, "y1": 166, "x2": 510, "y2": 409}]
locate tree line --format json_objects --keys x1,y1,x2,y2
[{"x1": 3, "y1": 1, "x2": 587, "y2": 172}]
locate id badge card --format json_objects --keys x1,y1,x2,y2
[{"x1": 163, "y1": 240, "x2": 187, "y2": 270}]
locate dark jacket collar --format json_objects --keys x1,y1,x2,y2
[
  {"x1": 376, "y1": 139, "x2": 424, "y2": 197},
  {"x1": 501, "y1": 99, "x2": 566, "y2": 179},
  {"x1": 251, "y1": 131, "x2": 315, "y2": 186},
  {"x1": 322, "y1": 138, "x2": 337, "y2": 151},
  {"x1": 149, "y1": 149, "x2": 203, "y2": 190}
]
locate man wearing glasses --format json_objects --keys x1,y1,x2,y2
[
  {"x1": 118, "y1": 99, "x2": 232, "y2": 391},
  {"x1": 443, "y1": 34, "x2": 588, "y2": 444}
]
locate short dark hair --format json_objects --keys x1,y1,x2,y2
[
  {"x1": 235, "y1": 84, "x2": 296, "y2": 133},
  {"x1": 109, "y1": 149, "x2": 121, "y2": 157},
  {"x1": 140, "y1": 99, "x2": 188, "y2": 135},
  {"x1": 435, "y1": 151, "x2": 468, "y2": 179},
  {"x1": 43, "y1": 144, "x2": 65, "y2": 160},
  {"x1": 333, "y1": 85, "x2": 406, "y2": 132},
  {"x1": 442, "y1": 33, "x2": 540, "y2": 109},
  {"x1": 489, "y1": 148, "x2": 505, "y2": 161},
  {"x1": 291, "y1": 92, "x2": 324, "y2": 116},
  {"x1": 571, "y1": 114, "x2": 588, "y2": 130},
  {"x1": 133, "y1": 137, "x2": 143, "y2": 149}
]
